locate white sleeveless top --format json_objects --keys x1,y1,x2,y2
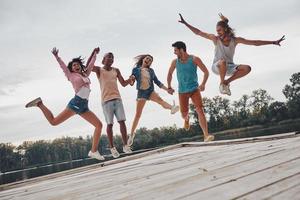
[{"x1": 213, "y1": 38, "x2": 237, "y2": 64}]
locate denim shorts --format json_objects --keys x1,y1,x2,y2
[
  {"x1": 102, "y1": 98, "x2": 126, "y2": 124},
  {"x1": 212, "y1": 61, "x2": 238, "y2": 76},
  {"x1": 137, "y1": 89, "x2": 154, "y2": 100},
  {"x1": 67, "y1": 95, "x2": 89, "y2": 114}
]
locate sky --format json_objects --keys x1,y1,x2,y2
[{"x1": 0, "y1": 0, "x2": 299, "y2": 145}]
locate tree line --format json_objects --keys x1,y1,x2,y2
[{"x1": 1, "y1": 72, "x2": 299, "y2": 173}]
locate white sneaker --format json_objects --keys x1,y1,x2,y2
[
  {"x1": 25, "y1": 97, "x2": 42, "y2": 108},
  {"x1": 123, "y1": 145, "x2": 133, "y2": 154},
  {"x1": 110, "y1": 147, "x2": 120, "y2": 158},
  {"x1": 204, "y1": 135, "x2": 215, "y2": 142},
  {"x1": 127, "y1": 134, "x2": 135, "y2": 147},
  {"x1": 171, "y1": 100, "x2": 180, "y2": 115},
  {"x1": 223, "y1": 84, "x2": 231, "y2": 96},
  {"x1": 88, "y1": 150, "x2": 105, "y2": 160},
  {"x1": 219, "y1": 84, "x2": 226, "y2": 94}
]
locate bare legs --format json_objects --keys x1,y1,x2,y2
[
  {"x1": 130, "y1": 92, "x2": 173, "y2": 135},
  {"x1": 106, "y1": 124, "x2": 114, "y2": 148},
  {"x1": 217, "y1": 59, "x2": 251, "y2": 85},
  {"x1": 119, "y1": 121, "x2": 128, "y2": 145},
  {"x1": 179, "y1": 90, "x2": 212, "y2": 140},
  {"x1": 37, "y1": 102, "x2": 102, "y2": 153},
  {"x1": 106, "y1": 120, "x2": 128, "y2": 148},
  {"x1": 218, "y1": 59, "x2": 227, "y2": 85},
  {"x1": 190, "y1": 92, "x2": 209, "y2": 138},
  {"x1": 149, "y1": 92, "x2": 172, "y2": 110},
  {"x1": 79, "y1": 111, "x2": 103, "y2": 152},
  {"x1": 131, "y1": 100, "x2": 146, "y2": 135},
  {"x1": 225, "y1": 65, "x2": 251, "y2": 85},
  {"x1": 38, "y1": 102, "x2": 75, "y2": 125}
]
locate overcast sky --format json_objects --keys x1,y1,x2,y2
[{"x1": 0, "y1": 0, "x2": 299, "y2": 145}]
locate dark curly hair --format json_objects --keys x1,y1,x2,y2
[
  {"x1": 67, "y1": 56, "x2": 86, "y2": 75},
  {"x1": 134, "y1": 54, "x2": 153, "y2": 67}
]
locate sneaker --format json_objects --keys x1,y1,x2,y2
[
  {"x1": 25, "y1": 97, "x2": 42, "y2": 108},
  {"x1": 219, "y1": 84, "x2": 226, "y2": 94},
  {"x1": 110, "y1": 147, "x2": 120, "y2": 158},
  {"x1": 183, "y1": 118, "x2": 190, "y2": 131},
  {"x1": 127, "y1": 133, "x2": 135, "y2": 147},
  {"x1": 88, "y1": 150, "x2": 105, "y2": 160},
  {"x1": 171, "y1": 100, "x2": 180, "y2": 115},
  {"x1": 204, "y1": 135, "x2": 215, "y2": 142},
  {"x1": 123, "y1": 145, "x2": 133, "y2": 154},
  {"x1": 223, "y1": 84, "x2": 231, "y2": 96}
]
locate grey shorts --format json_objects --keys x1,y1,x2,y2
[
  {"x1": 212, "y1": 61, "x2": 239, "y2": 76},
  {"x1": 102, "y1": 99, "x2": 126, "y2": 124}
]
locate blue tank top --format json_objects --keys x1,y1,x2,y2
[{"x1": 176, "y1": 56, "x2": 199, "y2": 93}]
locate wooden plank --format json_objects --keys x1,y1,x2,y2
[
  {"x1": 268, "y1": 183, "x2": 300, "y2": 200},
  {"x1": 0, "y1": 141, "x2": 282, "y2": 199},
  {"x1": 236, "y1": 173, "x2": 300, "y2": 199},
  {"x1": 1, "y1": 132, "x2": 296, "y2": 192},
  {"x1": 0, "y1": 135, "x2": 299, "y2": 200},
  {"x1": 183, "y1": 131, "x2": 297, "y2": 147},
  {"x1": 182, "y1": 157, "x2": 300, "y2": 200},
  {"x1": 123, "y1": 140, "x2": 300, "y2": 199},
  {"x1": 66, "y1": 139, "x2": 300, "y2": 199}
]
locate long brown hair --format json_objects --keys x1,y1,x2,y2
[
  {"x1": 217, "y1": 18, "x2": 235, "y2": 38},
  {"x1": 134, "y1": 54, "x2": 153, "y2": 67}
]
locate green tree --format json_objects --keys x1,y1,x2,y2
[
  {"x1": 268, "y1": 101, "x2": 289, "y2": 122},
  {"x1": 250, "y1": 89, "x2": 273, "y2": 123},
  {"x1": 283, "y1": 72, "x2": 300, "y2": 118},
  {"x1": 0, "y1": 143, "x2": 21, "y2": 172}
]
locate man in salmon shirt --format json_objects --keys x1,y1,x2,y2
[{"x1": 88, "y1": 52, "x2": 133, "y2": 158}]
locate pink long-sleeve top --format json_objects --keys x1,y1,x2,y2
[{"x1": 55, "y1": 53, "x2": 96, "y2": 93}]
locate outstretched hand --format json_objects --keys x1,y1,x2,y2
[
  {"x1": 178, "y1": 13, "x2": 186, "y2": 24},
  {"x1": 94, "y1": 47, "x2": 100, "y2": 54},
  {"x1": 51, "y1": 47, "x2": 59, "y2": 57},
  {"x1": 274, "y1": 35, "x2": 285, "y2": 46}
]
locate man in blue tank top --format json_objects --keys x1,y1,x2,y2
[{"x1": 167, "y1": 41, "x2": 214, "y2": 142}]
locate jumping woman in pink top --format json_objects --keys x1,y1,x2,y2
[{"x1": 25, "y1": 47, "x2": 105, "y2": 160}]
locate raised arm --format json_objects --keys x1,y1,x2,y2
[
  {"x1": 85, "y1": 47, "x2": 100, "y2": 76},
  {"x1": 167, "y1": 59, "x2": 176, "y2": 94},
  {"x1": 51, "y1": 47, "x2": 71, "y2": 80},
  {"x1": 116, "y1": 68, "x2": 130, "y2": 87},
  {"x1": 193, "y1": 56, "x2": 209, "y2": 91},
  {"x1": 178, "y1": 14, "x2": 217, "y2": 42},
  {"x1": 236, "y1": 35, "x2": 285, "y2": 46}
]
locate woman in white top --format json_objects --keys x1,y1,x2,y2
[{"x1": 178, "y1": 13, "x2": 285, "y2": 96}]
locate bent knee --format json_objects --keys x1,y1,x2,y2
[
  {"x1": 246, "y1": 65, "x2": 252, "y2": 73},
  {"x1": 218, "y1": 59, "x2": 226, "y2": 66},
  {"x1": 95, "y1": 121, "x2": 103, "y2": 129},
  {"x1": 50, "y1": 119, "x2": 60, "y2": 126},
  {"x1": 50, "y1": 121, "x2": 59, "y2": 126},
  {"x1": 239, "y1": 65, "x2": 251, "y2": 73}
]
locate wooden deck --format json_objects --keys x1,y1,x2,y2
[{"x1": 1, "y1": 132, "x2": 300, "y2": 200}]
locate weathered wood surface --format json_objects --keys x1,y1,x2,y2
[{"x1": 0, "y1": 132, "x2": 299, "y2": 200}]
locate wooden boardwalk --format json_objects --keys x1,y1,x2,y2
[{"x1": 1, "y1": 132, "x2": 300, "y2": 200}]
